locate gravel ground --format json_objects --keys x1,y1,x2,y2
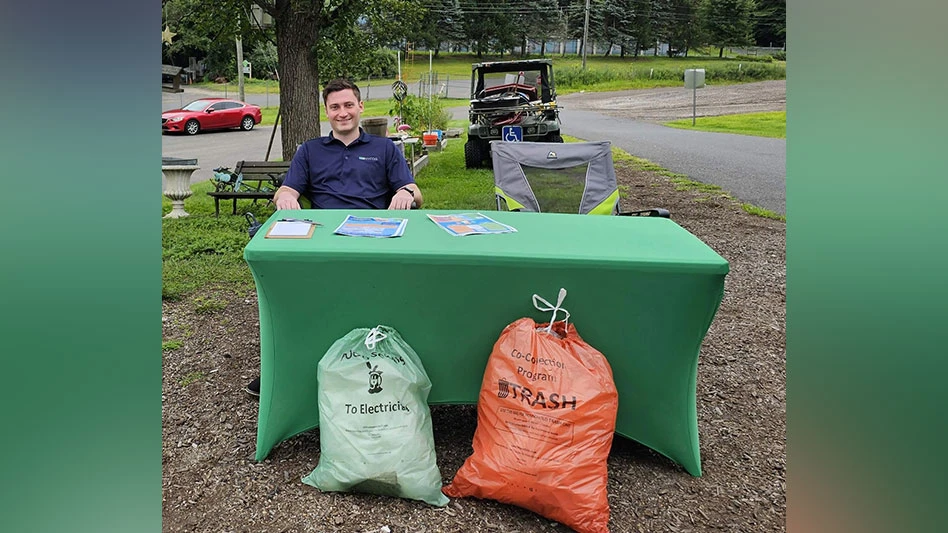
[
  {"x1": 558, "y1": 80, "x2": 786, "y2": 122},
  {"x1": 162, "y1": 164, "x2": 785, "y2": 532}
]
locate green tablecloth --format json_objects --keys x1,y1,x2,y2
[{"x1": 244, "y1": 209, "x2": 728, "y2": 476}]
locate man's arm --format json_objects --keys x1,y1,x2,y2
[
  {"x1": 388, "y1": 184, "x2": 423, "y2": 210},
  {"x1": 385, "y1": 140, "x2": 422, "y2": 209},
  {"x1": 273, "y1": 186, "x2": 301, "y2": 210},
  {"x1": 274, "y1": 143, "x2": 311, "y2": 210}
]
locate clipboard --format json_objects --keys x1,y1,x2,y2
[{"x1": 265, "y1": 220, "x2": 317, "y2": 239}]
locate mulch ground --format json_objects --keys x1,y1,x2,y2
[{"x1": 162, "y1": 161, "x2": 786, "y2": 532}]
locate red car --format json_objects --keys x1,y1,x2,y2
[{"x1": 162, "y1": 98, "x2": 262, "y2": 135}]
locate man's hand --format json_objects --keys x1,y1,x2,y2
[
  {"x1": 274, "y1": 186, "x2": 301, "y2": 210},
  {"x1": 388, "y1": 188, "x2": 414, "y2": 210}
]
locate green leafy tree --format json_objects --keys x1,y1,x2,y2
[
  {"x1": 417, "y1": 0, "x2": 465, "y2": 56},
  {"x1": 531, "y1": 0, "x2": 567, "y2": 56},
  {"x1": 627, "y1": 0, "x2": 655, "y2": 57},
  {"x1": 248, "y1": 41, "x2": 279, "y2": 78},
  {"x1": 665, "y1": 0, "x2": 704, "y2": 56},
  {"x1": 317, "y1": 0, "x2": 422, "y2": 80},
  {"x1": 596, "y1": 0, "x2": 633, "y2": 56},
  {"x1": 754, "y1": 0, "x2": 785, "y2": 48},
  {"x1": 699, "y1": 0, "x2": 757, "y2": 57},
  {"x1": 462, "y1": 0, "x2": 518, "y2": 58},
  {"x1": 162, "y1": 0, "x2": 269, "y2": 80}
]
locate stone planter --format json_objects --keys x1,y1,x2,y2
[{"x1": 162, "y1": 164, "x2": 199, "y2": 218}]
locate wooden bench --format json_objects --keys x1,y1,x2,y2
[{"x1": 207, "y1": 161, "x2": 291, "y2": 216}]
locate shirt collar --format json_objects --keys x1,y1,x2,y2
[{"x1": 322, "y1": 128, "x2": 368, "y2": 145}]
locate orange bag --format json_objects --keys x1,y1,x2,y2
[{"x1": 443, "y1": 290, "x2": 618, "y2": 533}]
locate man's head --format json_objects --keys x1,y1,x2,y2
[
  {"x1": 322, "y1": 78, "x2": 362, "y2": 104},
  {"x1": 322, "y1": 78, "x2": 364, "y2": 138}
]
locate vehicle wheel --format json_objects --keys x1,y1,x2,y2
[
  {"x1": 185, "y1": 119, "x2": 200, "y2": 135},
  {"x1": 465, "y1": 138, "x2": 489, "y2": 169},
  {"x1": 545, "y1": 132, "x2": 564, "y2": 143},
  {"x1": 240, "y1": 116, "x2": 255, "y2": 131}
]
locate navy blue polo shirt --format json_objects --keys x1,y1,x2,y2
[{"x1": 282, "y1": 129, "x2": 414, "y2": 209}]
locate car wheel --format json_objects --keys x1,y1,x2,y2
[
  {"x1": 240, "y1": 116, "x2": 255, "y2": 131},
  {"x1": 185, "y1": 119, "x2": 200, "y2": 135}
]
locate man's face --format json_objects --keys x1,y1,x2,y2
[{"x1": 325, "y1": 89, "x2": 363, "y2": 137}]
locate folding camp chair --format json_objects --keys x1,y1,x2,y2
[{"x1": 492, "y1": 140, "x2": 669, "y2": 217}]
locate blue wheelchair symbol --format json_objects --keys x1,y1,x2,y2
[{"x1": 502, "y1": 126, "x2": 523, "y2": 142}]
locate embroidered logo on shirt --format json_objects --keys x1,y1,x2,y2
[{"x1": 357, "y1": 156, "x2": 379, "y2": 161}]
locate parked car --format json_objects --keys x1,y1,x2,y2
[{"x1": 162, "y1": 98, "x2": 262, "y2": 135}]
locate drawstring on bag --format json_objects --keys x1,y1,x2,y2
[
  {"x1": 532, "y1": 288, "x2": 570, "y2": 336},
  {"x1": 364, "y1": 325, "x2": 388, "y2": 350}
]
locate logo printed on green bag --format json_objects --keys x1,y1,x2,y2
[{"x1": 366, "y1": 362, "x2": 383, "y2": 394}]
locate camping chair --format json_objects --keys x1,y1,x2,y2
[{"x1": 492, "y1": 140, "x2": 669, "y2": 217}]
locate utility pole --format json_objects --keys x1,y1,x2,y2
[
  {"x1": 236, "y1": 13, "x2": 245, "y2": 102},
  {"x1": 582, "y1": 0, "x2": 591, "y2": 70}
]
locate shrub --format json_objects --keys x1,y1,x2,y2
[
  {"x1": 705, "y1": 62, "x2": 786, "y2": 82},
  {"x1": 773, "y1": 51, "x2": 786, "y2": 61},
  {"x1": 735, "y1": 54, "x2": 774, "y2": 63},
  {"x1": 360, "y1": 48, "x2": 398, "y2": 79},
  {"x1": 388, "y1": 94, "x2": 451, "y2": 132}
]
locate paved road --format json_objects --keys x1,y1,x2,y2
[
  {"x1": 558, "y1": 108, "x2": 786, "y2": 214},
  {"x1": 163, "y1": 82, "x2": 785, "y2": 215}
]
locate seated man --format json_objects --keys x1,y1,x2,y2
[
  {"x1": 272, "y1": 77, "x2": 423, "y2": 211},
  {"x1": 247, "y1": 77, "x2": 423, "y2": 396}
]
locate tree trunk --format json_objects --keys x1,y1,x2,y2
[
  {"x1": 275, "y1": 8, "x2": 321, "y2": 161},
  {"x1": 718, "y1": 46, "x2": 724, "y2": 58}
]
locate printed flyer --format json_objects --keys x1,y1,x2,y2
[
  {"x1": 333, "y1": 215, "x2": 408, "y2": 238},
  {"x1": 427, "y1": 213, "x2": 517, "y2": 236}
]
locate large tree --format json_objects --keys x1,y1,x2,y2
[
  {"x1": 665, "y1": 0, "x2": 704, "y2": 56},
  {"x1": 417, "y1": 0, "x2": 465, "y2": 56},
  {"x1": 699, "y1": 0, "x2": 757, "y2": 57},
  {"x1": 753, "y1": 0, "x2": 785, "y2": 48}
]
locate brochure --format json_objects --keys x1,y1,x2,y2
[
  {"x1": 333, "y1": 215, "x2": 407, "y2": 238},
  {"x1": 427, "y1": 213, "x2": 518, "y2": 237}
]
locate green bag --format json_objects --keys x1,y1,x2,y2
[{"x1": 302, "y1": 325, "x2": 449, "y2": 507}]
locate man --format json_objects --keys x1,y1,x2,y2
[
  {"x1": 247, "y1": 78, "x2": 422, "y2": 396},
  {"x1": 272, "y1": 77, "x2": 423, "y2": 211}
]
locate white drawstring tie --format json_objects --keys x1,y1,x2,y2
[
  {"x1": 532, "y1": 288, "x2": 570, "y2": 334},
  {"x1": 364, "y1": 325, "x2": 388, "y2": 350}
]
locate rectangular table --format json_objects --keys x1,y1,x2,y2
[{"x1": 244, "y1": 209, "x2": 728, "y2": 476}]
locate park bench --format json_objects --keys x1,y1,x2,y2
[{"x1": 207, "y1": 160, "x2": 291, "y2": 216}]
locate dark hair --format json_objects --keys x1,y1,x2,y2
[{"x1": 322, "y1": 78, "x2": 361, "y2": 103}]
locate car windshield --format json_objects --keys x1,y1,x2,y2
[{"x1": 181, "y1": 100, "x2": 214, "y2": 111}]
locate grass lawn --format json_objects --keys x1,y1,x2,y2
[
  {"x1": 664, "y1": 111, "x2": 786, "y2": 138},
  {"x1": 195, "y1": 51, "x2": 785, "y2": 97}
]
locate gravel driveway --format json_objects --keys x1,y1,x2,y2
[{"x1": 558, "y1": 80, "x2": 786, "y2": 123}]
